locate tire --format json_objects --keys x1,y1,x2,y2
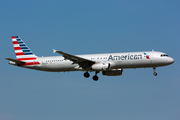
[
  {"x1": 153, "y1": 72, "x2": 157, "y2": 76},
  {"x1": 84, "y1": 72, "x2": 90, "y2": 78},
  {"x1": 93, "y1": 75, "x2": 99, "y2": 81}
]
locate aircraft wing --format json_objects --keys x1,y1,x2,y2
[
  {"x1": 53, "y1": 50, "x2": 95, "y2": 68},
  {"x1": 5, "y1": 58, "x2": 26, "y2": 63}
]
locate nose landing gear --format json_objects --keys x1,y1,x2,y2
[{"x1": 153, "y1": 67, "x2": 157, "y2": 76}]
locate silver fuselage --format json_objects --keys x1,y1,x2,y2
[{"x1": 18, "y1": 51, "x2": 174, "y2": 72}]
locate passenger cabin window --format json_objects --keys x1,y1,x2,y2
[{"x1": 161, "y1": 54, "x2": 168, "y2": 57}]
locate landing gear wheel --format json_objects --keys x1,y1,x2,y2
[
  {"x1": 93, "y1": 75, "x2": 99, "y2": 81},
  {"x1": 153, "y1": 67, "x2": 157, "y2": 76},
  {"x1": 84, "y1": 72, "x2": 90, "y2": 78},
  {"x1": 153, "y1": 72, "x2": 157, "y2": 76}
]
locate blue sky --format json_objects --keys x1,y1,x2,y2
[{"x1": 1, "y1": 0, "x2": 180, "y2": 120}]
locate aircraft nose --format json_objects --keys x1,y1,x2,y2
[{"x1": 168, "y1": 57, "x2": 174, "y2": 64}]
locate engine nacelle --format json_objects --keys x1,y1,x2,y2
[
  {"x1": 102, "y1": 69, "x2": 123, "y2": 76},
  {"x1": 91, "y1": 63, "x2": 109, "y2": 71}
]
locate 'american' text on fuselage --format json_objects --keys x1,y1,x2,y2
[{"x1": 108, "y1": 54, "x2": 143, "y2": 61}]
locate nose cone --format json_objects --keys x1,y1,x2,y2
[{"x1": 167, "y1": 57, "x2": 174, "y2": 64}]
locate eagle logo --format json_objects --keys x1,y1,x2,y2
[{"x1": 144, "y1": 52, "x2": 150, "y2": 59}]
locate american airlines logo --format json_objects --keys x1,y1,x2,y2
[
  {"x1": 108, "y1": 54, "x2": 143, "y2": 61},
  {"x1": 144, "y1": 52, "x2": 150, "y2": 59}
]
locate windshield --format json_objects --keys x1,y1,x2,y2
[{"x1": 160, "y1": 54, "x2": 169, "y2": 57}]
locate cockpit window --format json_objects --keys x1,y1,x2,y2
[{"x1": 160, "y1": 54, "x2": 169, "y2": 57}]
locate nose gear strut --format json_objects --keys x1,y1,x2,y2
[{"x1": 153, "y1": 67, "x2": 157, "y2": 76}]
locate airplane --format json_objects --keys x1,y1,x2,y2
[{"x1": 5, "y1": 36, "x2": 174, "y2": 81}]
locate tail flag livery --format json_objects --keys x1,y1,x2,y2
[{"x1": 10, "y1": 36, "x2": 40, "y2": 66}]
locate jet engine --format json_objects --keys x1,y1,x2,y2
[{"x1": 102, "y1": 69, "x2": 123, "y2": 76}]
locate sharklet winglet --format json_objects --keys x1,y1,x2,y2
[{"x1": 53, "y1": 49, "x2": 57, "y2": 53}]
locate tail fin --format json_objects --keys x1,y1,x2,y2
[{"x1": 11, "y1": 36, "x2": 39, "y2": 65}]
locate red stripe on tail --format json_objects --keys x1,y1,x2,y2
[
  {"x1": 14, "y1": 47, "x2": 21, "y2": 50},
  {"x1": 25, "y1": 62, "x2": 40, "y2": 65},
  {"x1": 17, "y1": 57, "x2": 37, "y2": 61},
  {"x1": 13, "y1": 41, "x2": 19, "y2": 44},
  {"x1": 17, "y1": 62, "x2": 40, "y2": 66},
  {"x1": 16, "y1": 52, "x2": 24, "y2": 56}
]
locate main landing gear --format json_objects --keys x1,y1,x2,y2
[
  {"x1": 83, "y1": 71, "x2": 99, "y2": 81},
  {"x1": 92, "y1": 71, "x2": 99, "y2": 81},
  {"x1": 84, "y1": 72, "x2": 90, "y2": 78},
  {"x1": 153, "y1": 67, "x2": 157, "y2": 76}
]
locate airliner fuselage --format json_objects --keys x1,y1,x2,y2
[
  {"x1": 6, "y1": 36, "x2": 174, "y2": 81},
  {"x1": 33, "y1": 51, "x2": 173, "y2": 72}
]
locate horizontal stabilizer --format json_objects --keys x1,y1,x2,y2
[{"x1": 5, "y1": 58, "x2": 26, "y2": 63}]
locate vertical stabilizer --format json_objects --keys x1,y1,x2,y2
[{"x1": 11, "y1": 36, "x2": 39, "y2": 65}]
